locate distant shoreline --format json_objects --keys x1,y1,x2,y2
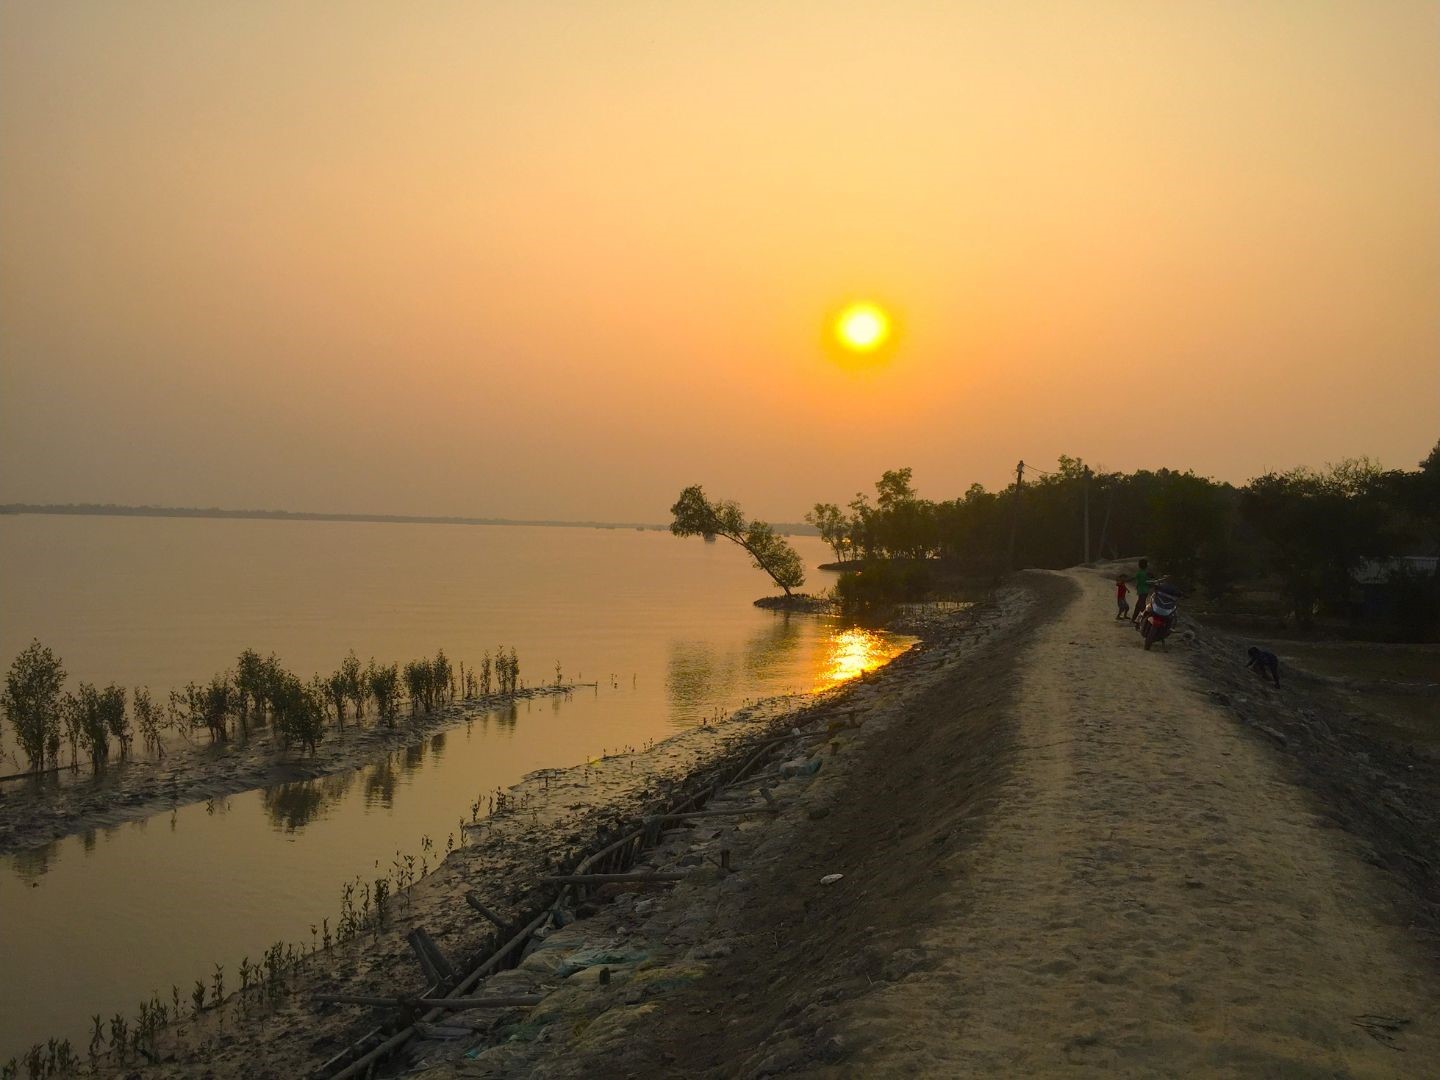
[
  {"x1": 0, "y1": 502, "x2": 661, "y2": 531},
  {"x1": 0, "y1": 502, "x2": 819, "y2": 535}
]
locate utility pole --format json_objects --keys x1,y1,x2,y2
[
  {"x1": 1097, "y1": 486, "x2": 1114, "y2": 563},
  {"x1": 1007, "y1": 460, "x2": 1025, "y2": 573},
  {"x1": 1083, "y1": 465, "x2": 1092, "y2": 565}
]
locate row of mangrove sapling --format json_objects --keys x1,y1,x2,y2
[{"x1": 0, "y1": 639, "x2": 537, "y2": 775}]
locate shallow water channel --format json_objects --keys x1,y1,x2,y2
[{"x1": 0, "y1": 516, "x2": 908, "y2": 1061}]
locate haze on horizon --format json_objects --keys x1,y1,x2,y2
[{"x1": 2, "y1": 1, "x2": 1436, "y2": 524}]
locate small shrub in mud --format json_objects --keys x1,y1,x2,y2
[
  {"x1": 270, "y1": 673, "x2": 326, "y2": 753},
  {"x1": 202, "y1": 675, "x2": 234, "y2": 740},
  {"x1": 495, "y1": 645, "x2": 520, "y2": 695},
  {"x1": 433, "y1": 648, "x2": 454, "y2": 705},
  {"x1": 233, "y1": 649, "x2": 268, "y2": 723},
  {"x1": 341, "y1": 650, "x2": 367, "y2": 718},
  {"x1": 404, "y1": 649, "x2": 459, "y2": 714},
  {"x1": 324, "y1": 650, "x2": 368, "y2": 727},
  {"x1": 100, "y1": 684, "x2": 130, "y2": 759},
  {"x1": 134, "y1": 687, "x2": 165, "y2": 759},
  {"x1": 62, "y1": 684, "x2": 110, "y2": 768},
  {"x1": 2, "y1": 639, "x2": 66, "y2": 770},
  {"x1": 404, "y1": 658, "x2": 434, "y2": 714},
  {"x1": 368, "y1": 661, "x2": 401, "y2": 727}
]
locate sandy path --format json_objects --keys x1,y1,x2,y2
[{"x1": 847, "y1": 568, "x2": 1439, "y2": 1075}]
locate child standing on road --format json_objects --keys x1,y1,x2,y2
[{"x1": 1115, "y1": 575, "x2": 1130, "y2": 619}]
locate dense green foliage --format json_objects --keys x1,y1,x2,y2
[
  {"x1": 671, "y1": 485, "x2": 806, "y2": 596},
  {"x1": 824, "y1": 442, "x2": 1439, "y2": 635}
]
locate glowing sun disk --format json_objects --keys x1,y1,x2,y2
[{"x1": 835, "y1": 303, "x2": 891, "y2": 352}]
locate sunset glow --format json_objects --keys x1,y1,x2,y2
[{"x1": 0, "y1": 3, "x2": 1435, "y2": 520}]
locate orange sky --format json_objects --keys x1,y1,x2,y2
[{"x1": 2, "y1": 1, "x2": 1436, "y2": 521}]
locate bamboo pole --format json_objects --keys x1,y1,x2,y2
[
  {"x1": 314, "y1": 993, "x2": 543, "y2": 1009},
  {"x1": 538, "y1": 872, "x2": 685, "y2": 885},
  {"x1": 657, "y1": 806, "x2": 763, "y2": 820},
  {"x1": 464, "y1": 892, "x2": 507, "y2": 927}
]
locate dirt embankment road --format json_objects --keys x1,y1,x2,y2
[{"x1": 511, "y1": 569, "x2": 1439, "y2": 1078}]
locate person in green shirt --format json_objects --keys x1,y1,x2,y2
[{"x1": 1131, "y1": 558, "x2": 1152, "y2": 626}]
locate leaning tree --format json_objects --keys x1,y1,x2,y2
[{"x1": 670, "y1": 485, "x2": 806, "y2": 597}]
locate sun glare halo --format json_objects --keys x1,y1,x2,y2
[{"x1": 835, "y1": 302, "x2": 891, "y2": 353}]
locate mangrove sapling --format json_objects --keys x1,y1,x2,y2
[
  {"x1": 373, "y1": 877, "x2": 390, "y2": 933},
  {"x1": 69, "y1": 684, "x2": 110, "y2": 767},
  {"x1": 368, "y1": 660, "x2": 401, "y2": 727},
  {"x1": 233, "y1": 649, "x2": 266, "y2": 727},
  {"x1": 211, "y1": 963, "x2": 224, "y2": 1008},
  {"x1": 1, "y1": 639, "x2": 66, "y2": 771},
  {"x1": 480, "y1": 651, "x2": 492, "y2": 696},
  {"x1": 108, "y1": 1014, "x2": 128, "y2": 1060},
  {"x1": 191, "y1": 981, "x2": 206, "y2": 1019},
  {"x1": 60, "y1": 691, "x2": 83, "y2": 767},
  {"x1": 341, "y1": 649, "x2": 366, "y2": 719},
  {"x1": 99, "y1": 684, "x2": 130, "y2": 759},
  {"x1": 50, "y1": 1042, "x2": 73, "y2": 1076},
  {"x1": 404, "y1": 658, "x2": 431, "y2": 714},
  {"x1": 325, "y1": 668, "x2": 348, "y2": 728},
  {"x1": 433, "y1": 648, "x2": 453, "y2": 706},
  {"x1": 134, "y1": 687, "x2": 164, "y2": 759},
  {"x1": 205, "y1": 674, "x2": 234, "y2": 740},
  {"x1": 271, "y1": 673, "x2": 326, "y2": 753}
]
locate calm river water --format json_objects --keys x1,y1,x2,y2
[{"x1": 0, "y1": 515, "x2": 906, "y2": 1061}]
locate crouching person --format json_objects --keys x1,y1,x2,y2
[{"x1": 1246, "y1": 646, "x2": 1280, "y2": 687}]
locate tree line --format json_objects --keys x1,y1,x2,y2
[
  {"x1": 803, "y1": 444, "x2": 1438, "y2": 632},
  {"x1": 0, "y1": 643, "x2": 529, "y2": 774},
  {"x1": 671, "y1": 438, "x2": 1439, "y2": 636}
]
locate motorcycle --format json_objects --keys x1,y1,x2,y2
[{"x1": 1139, "y1": 584, "x2": 1180, "y2": 650}]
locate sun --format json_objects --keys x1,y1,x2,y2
[{"x1": 834, "y1": 302, "x2": 891, "y2": 353}]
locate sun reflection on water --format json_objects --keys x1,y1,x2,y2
[{"x1": 813, "y1": 627, "x2": 912, "y2": 691}]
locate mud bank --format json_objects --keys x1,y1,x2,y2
[{"x1": 0, "y1": 686, "x2": 579, "y2": 856}]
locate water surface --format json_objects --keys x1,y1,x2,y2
[{"x1": 0, "y1": 516, "x2": 905, "y2": 1059}]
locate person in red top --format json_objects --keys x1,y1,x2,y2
[{"x1": 1115, "y1": 575, "x2": 1130, "y2": 620}]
